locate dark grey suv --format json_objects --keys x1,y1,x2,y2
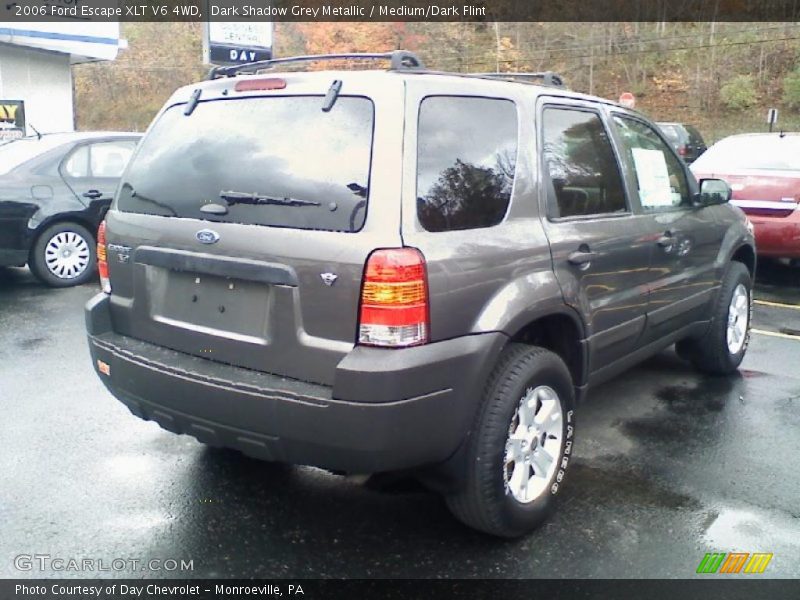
[{"x1": 85, "y1": 52, "x2": 756, "y2": 537}]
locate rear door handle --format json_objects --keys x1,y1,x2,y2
[
  {"x1": 568, "y1": 250, "x2": 597, "y2": 266},
  {"x1": 82, "y1": 189, "x2": 103, "y2": 200}
]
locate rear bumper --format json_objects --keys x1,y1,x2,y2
[
  {"x1": 750, "y1": 211, "x2": 800, "y2": 258},
  {"x1": 86, "y1": 293, "x2": 505, "y2": 473}
]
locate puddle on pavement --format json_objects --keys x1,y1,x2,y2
[
  {"x1": 616, "y1": 376, "x2": 742, "y2": 443},
  {"x1": 17, "y1": 336, "x2": 49, "y2": 350},
  {"x1": 104, "y1": 511, "x2": 173, "y2": 532},
  {"x1": 566, "y1": 461, "x2": 700, "y2": 511},
  {"x1": 101, "y1": 454, "x2": 159, "y2": 481},
  {"x1": 703, "y1": 506, "x2": 800, "y2": 550},
  {"x1": 655, "y1": 381, "x2": 730, "y2": 413}
]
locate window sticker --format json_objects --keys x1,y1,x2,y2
[{"x1": 631, "y1": 147, "x2": 674, "y2": 207}]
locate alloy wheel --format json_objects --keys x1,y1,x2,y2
[
  {"x1": 503, "y1": 385, "x2": 564, "y2": 504},
  {"x1": 726, "y1": 283, "x2": 749, "y2": 355}
]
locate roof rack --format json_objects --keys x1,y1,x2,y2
[
  {"x1": 471, "y1": 71, "x2": 566, "y2": 88},
  {"x1": 208, "y1": 50, "x2": 425, "y2": 80}
]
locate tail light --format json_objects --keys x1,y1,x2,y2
[
  {"x1": 358, "y1": 248, "x2": 429, "y2": 347},
  {"x1": 97, "y1": 221, "x2": 111, "y2": 294}
]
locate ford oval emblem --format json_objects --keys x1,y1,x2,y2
[{"x1": 196, "y1": 229, "x2": 220, "y2": 245}]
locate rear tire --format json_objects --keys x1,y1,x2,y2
[
  {"x1": 29, "y1": 222, "x2": 96, "y2": 288},
  {"x1": 446, "y1": 344, "x2": 575, "y2": 538},
  {"x1": 677, "y1": 262, "x2": 752, "y2": 375}
]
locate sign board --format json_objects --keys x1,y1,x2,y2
[
  {"x1": 202, "y1": 22, "x2": 273, "y2": 65},
  {"x1": 0, "y1": 24, "x2": 121, "y2": 63},
  {"x1": 0, "y1": 101, "x2": 26, "y2": 142},
  {"x1": 767, "y1": 108, "x2": 779, "y2": 132},
  {"x1": 767, "y1": 108, "x2": 778, "y2": 124},
  {"x1": 619, "y1": 92, "x2": 636, "y2": 108}
]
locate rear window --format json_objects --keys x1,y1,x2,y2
[
  {"x1": 416, "y1": 96, "x2": 518, "y2": 232},
  {"x1": 117, "y1": 96, "x2": 374, "y2": 232},
  {"x1": 657, "y1": 124, "x2": 681, "y2": 144},
  {"x1": 685, "y1": 125, "x2": 705, "y2": 144}
]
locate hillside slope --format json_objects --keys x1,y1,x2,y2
[{"x1": 74, "y1": 22, "x2": 800, "y2": 143}]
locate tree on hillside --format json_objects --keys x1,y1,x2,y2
[
  {"x1": 73, "y1": 23, "x2": 205, "y2": 131},
  {"x1": 783, "y1": 67, "x2": 800, "y2": 109},
  {"x1": 71, "y1": 21, "x2": 800, "y2": 140},
  {"x1": 295, "y1": 23, "x2": 422, "y2": 61}
]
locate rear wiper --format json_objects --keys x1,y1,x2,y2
[
  {"x1": 125, "y1": 185, "x2": 177, "y2": 217},
  {"x1": 219, "y1": 191, "x2": 321, "y2": 207}
]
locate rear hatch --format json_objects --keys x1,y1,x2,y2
[{"x1": 103, "y1": 73, "x2": 404, "y2": 385}]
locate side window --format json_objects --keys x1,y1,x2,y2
[
  {"x1": 61, "y1": 141, "x2": 136, "y2": 179},
  {"x1": 62, "y1": 145, "x2": 90, "y2": 178},
  {"x1": 90, "y1": 141, "x2": 136, "y2": 178},
  {"x1": 612, "y1": 116, "x2": 690, "y2": 211},
  {"x1": 542, "y1": 108, "x2": 627, "y2": 218},
  {"x1": 417, "y1": 96, "x2": 517, "y2": 232}
]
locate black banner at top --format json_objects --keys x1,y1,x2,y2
[{"x1": 3, "y1": 0, "x2": 800, "y2": 22}]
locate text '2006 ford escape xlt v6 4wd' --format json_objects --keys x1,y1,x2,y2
[{"x1": 86, "y1": 51, "x2": 755, "y2": 537}]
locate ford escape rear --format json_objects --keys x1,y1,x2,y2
[{"x1": 86, "y1": 51, "x2": 755, "y2": 537}]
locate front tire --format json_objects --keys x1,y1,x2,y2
[
  {"x1": 446, "y1": 344, "x2": 575, "y2": 538},
  {"x1": 677, "y1": 261, "x2": 752, "y2": 375},
  {"x1": 30, "y1": 222, "x2": 96, "y2": 288}
]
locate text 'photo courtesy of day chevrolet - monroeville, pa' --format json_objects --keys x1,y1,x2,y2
[{"x1": 1, "y1": 1, "x2": 799, "y2": 599}]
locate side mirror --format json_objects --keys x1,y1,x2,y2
[{"x1": 694, "y1": 178, "x2": 732, "y2": 206}]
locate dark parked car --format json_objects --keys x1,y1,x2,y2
[
  {"x1": 0, "y1": 132, "x2": 140, "y2": 286},
  {"x1": 692, "y1": 132, "x2": 800, "y2": 259},
  {"x1": 86, "y1": 52, "x2": 755, "y2": 537},
  {"x1": 656, "y1": 122, "x2": 707, "y2": 163}
]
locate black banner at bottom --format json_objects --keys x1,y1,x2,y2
[{"x1": 2, "y1": 579, "x2": 800, "y2": 600}]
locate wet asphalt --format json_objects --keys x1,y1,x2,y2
[{"x1": 0, "y1": 261, "x2": 799, "y2": 579}]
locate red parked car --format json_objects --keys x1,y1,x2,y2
[{"x1": 691, "y1": 132, "x2": 800, "y2": 258}]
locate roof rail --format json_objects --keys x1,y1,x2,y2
[
  {"x1": 472, "y1": 71, "x2": 566, "y2": 88},
  {"x1": 207, "y1": 50, "x2": 425, "y2": 80}
]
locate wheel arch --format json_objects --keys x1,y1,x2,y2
[
  {"x1": 27, "y1": 213, "x2": 99, "y2": 264},
  {"x1": 507, "y1": 309, "x2": 588, "y2": 390},
  {"x1": 421, "y1": 310, "x2": 587, "y2": 496},
  {"x1": 731, "y1": 243, "x2": 756, "y2": 279}
]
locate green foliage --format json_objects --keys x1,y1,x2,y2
[
  {"x1": 720, "y1": 75, "x2": 758, "y2": 111},
  {"x1": 782, "y1": 68, "x2": 800, "y2": 109}
]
